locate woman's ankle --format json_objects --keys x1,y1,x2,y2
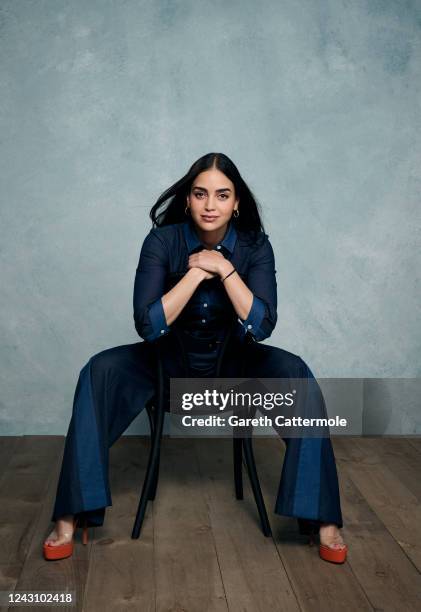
[{"x1": 56, "y1": 514, "x2": 74, "y2": 523}]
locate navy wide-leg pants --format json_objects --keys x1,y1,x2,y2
[{"x1": 51, "y1": 335, "x2": 343, "y2": 530}]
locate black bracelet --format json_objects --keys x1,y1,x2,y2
[{"x1": 221, "y1": 267, "x2": 236, "y2": 282}]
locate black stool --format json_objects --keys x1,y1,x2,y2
[{"x1": 132, "y1": 321, "x2": 272, "y2": 538}]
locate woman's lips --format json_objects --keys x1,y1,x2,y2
[{"x1": 201, "y1": 215, "x2": 219, "y2": 221}]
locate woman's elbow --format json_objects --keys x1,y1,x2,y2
[
  {"x1": 133, "y1": 307, "x2": 171, "y2": 343},
  {"x1": 249, "y1": 312, "x2": 277, "y2": 342},
  {"x1": 134, "y1": 314, "x2": 149, "y2": 342}
]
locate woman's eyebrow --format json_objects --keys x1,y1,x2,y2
[{"x1": 193, "y1": 186, "x2": 232, "y2": 193}]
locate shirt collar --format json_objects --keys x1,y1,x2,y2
[{"x1": 183, "y1": 217, "x2": 237, "y2": 254}]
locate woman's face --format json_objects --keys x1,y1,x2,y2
[{"x1": 187, "y1": 168, "x2": 239, "y2": 234}]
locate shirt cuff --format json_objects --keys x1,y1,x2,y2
[
  {"x1": 145, "y1": 298, "x2": 170, "y2": 341},
  {"x1": 237, "y1": 295, "x2": 266, "y2": 341}
]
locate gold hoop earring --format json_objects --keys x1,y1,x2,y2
[
  {"x1": 233, "y1": 209, "x2": 239, "y2": 218},
  {"x1": 184, "y1": 205, "x2": 190, "y2": 215}
]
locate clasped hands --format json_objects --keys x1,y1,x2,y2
[{"x1": 188, "y1": 249, "x2": 234, "y2": 280}]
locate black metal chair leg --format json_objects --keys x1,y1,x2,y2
[
  {"x1": 146, "y1": 404, "x2": 159, "y2": 501},
  {"x1": 132, "y1": 410, "x2": 165, "y2": 539},
  {"x1": 145, "y1": 404, "x2": 160, "y2": 501},
  {"x1": 242, "y1": 436, "x2": 272, "y2": 537},
  {"x1": 132, "y1": 354, "x2": 165, "y2": 539},
  {"x1": 148, "y1": 454, "x2": 160, "y2": 500},
  {"x1": 145, "y1": 404, "x2": 154, "y2": 436},
  {"x1": 132, "y1": 403, "x2": 164, "y2": 538},
  {"x1": 233, "y1": 437, "x2": 243, "y2": 499}
]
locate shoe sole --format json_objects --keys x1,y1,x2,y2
[
  {"x1": 43, "y1": 541, "x2": 74, "y2": 561},
  {"x1": 319, "y1": 543, "x2": 348, "y2": 564}
]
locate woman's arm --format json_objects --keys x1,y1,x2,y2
[
  {"x1": 188, "y1": 235, "x2": 277, "y2": 342},
  {"x1": 133, "y1": 229, "x2": 213, "y2": 342},
  {"x1": 226, "y1": 236, "x2": 278, "y2": 341},
  {"x1": 161, "y1": 267, "x2": 213, "y2": 326},
  {"x1": 188, "y1": 250, "x2": 253, "y2": 319}
]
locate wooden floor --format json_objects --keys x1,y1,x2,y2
[{"x1": 0, "y1": 435, "x2": 421, "y2": 611}]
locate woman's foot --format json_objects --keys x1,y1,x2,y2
[
  {"x1": 44, "y1": 515, "x2": 75, "y2": 547},
  {"x1": 319, "y1": 523, "x2": 346, "y2": 550}
]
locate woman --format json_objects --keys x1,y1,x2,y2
[{"x1": 43, "y1": 152, "x2": 347, "y2": 564}]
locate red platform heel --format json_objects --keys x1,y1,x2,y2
[
  {"x1": 298, "y1": 518, "x2": 348, "y2": 564},
  {"x1": 43, "y1": 516, "x2": 89, "y2": 561},
  {"x1": 319, "y1": 540, "x2": 348, "y2": 564},
  {"x1": 309, "y1": 530, "x2": 348, "y2": 564}
]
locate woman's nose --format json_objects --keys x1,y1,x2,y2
[{"x1": 204, "y1": 199, "x2": 216, "y2": 211}]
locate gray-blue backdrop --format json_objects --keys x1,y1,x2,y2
[{"x1": 1, "y1": 1, "x2": 420, "y2": 435}]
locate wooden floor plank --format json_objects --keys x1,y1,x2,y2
[
  {"x1": 81, "y1": 436, "x2": 155, "y2": 612},
  {"x1": 6, "y1": 436, "x2": 90, "y2": 612},
  {"x1": 407, "y1": 437, "x2": 421, "y2": 454},
  {"x1": 153, "y1": 437, "x2": 228, "y2": 612},
  {"x1": 0, "y1": 436, "x2": 63, "y2": 566},
  {"x1": 0, "y1": 437, "x2": 20, "y2": 485},
  {"x1": 1, "y1": 435, "x2": 421, "y2": 611},
  {"x1": 194, "y1": 437, "x2": 300, "y2": 612},
  {"x1": 334, "y1": 437, "x2": 421, "y2": 571},
  {"x1": 252, "y1": 437, "x2": 372, "y2": 612},
  {"x1": 366, "y1": 437, "x2": 421, "y2": 503},
  {"x1": 0, "y1": 438, "x2": 23, "y2": 612},
  {"x1": 334, "y1": 437, "x2": 421, "y2": 610}
]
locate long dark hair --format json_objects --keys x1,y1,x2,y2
[{"x1": 149, "y1": 153, "x2": 266, "y2": 244}]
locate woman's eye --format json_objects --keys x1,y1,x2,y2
[
  {"x1": 219, "y1": 194, "x2": 228, "y2": 199},
  {"x1": 194, "y1": 192, "x2": 205, "y2": 199}
]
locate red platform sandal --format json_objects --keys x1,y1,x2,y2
[
  {"x1": 319, "y1": 540, "x2": 348, "y2": 564},
  {"x1": 298, "y1": 518, "x2": 348, "y2": 564},
  {"x1": 43, "y1": 516, "x2": 89, "y2": 561}
]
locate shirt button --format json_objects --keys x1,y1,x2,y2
[
  {"x1": 160, "y1": 329, "x2": 165, "y2": 334},
  {"x1": 247, "y1": 324, "x2": 252, "y2": 329},
  {"x1": 203, "y1": 303, "x2": 208, "y2": 307},
  {"x1": 202, "y1": 319, "x2": 206, "y2": 323},
  {"x1": 216, "y1": 245, "x2": 221, "y2": 250}
]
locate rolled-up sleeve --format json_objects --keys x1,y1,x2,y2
[
  {"x1": 238, "y1": 235, "x2": 278, "y2": 342},
  {"x1": 133, "y1": 229, "x2": 170, "y2": 342}
]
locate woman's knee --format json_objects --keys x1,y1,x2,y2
[
  {"x1": 89, "y1": 341, "x2": 155, "y2": 383},
  {"x1": 257, "y1": 344, "x2": 305, "y2": 378},
  {"x1": 281, "y1": 351, "x2": 306, "y2": 378},
  {"x1": 87, "y1": 343, "x2": 139, "y2": 378},
  {"x1": 90, "y1": 346, "x2": 122, "y2": 373}
]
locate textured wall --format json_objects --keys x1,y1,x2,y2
[{"x1": 1, "y1": 1, "x2": 420, "y2": 434}]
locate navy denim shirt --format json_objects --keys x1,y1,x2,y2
[{"x1": 133, "y1": 218, "x2": 277, "y2": 343}]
